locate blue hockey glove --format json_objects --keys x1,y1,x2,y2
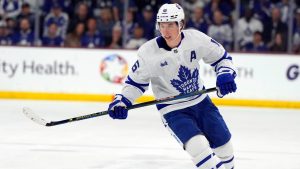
[
  {"x1": 216, "y1": 73, "x2": 237, "y2": 98},
  {"x1": 108, "y1": 94, "x2": 132, "y2": 119}
]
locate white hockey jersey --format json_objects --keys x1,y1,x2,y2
[{"x1": 122, "y1": 29, "x2": 236, "y2": 115}]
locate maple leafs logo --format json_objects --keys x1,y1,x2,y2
[{"x1": 170, "y1": 65, "x2": 199, "y2": 94}]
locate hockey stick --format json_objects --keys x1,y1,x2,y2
[{"x1": 23, "y1": 87, "x2": 217, "y2": 127}]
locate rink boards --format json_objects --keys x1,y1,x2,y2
[{"x1": 0, "y1": 46, "x2": 299, "y2": 108}]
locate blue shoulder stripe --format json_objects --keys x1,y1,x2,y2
[
  {"x1": 210, "y1": 51, "x2": 232, "y2": 67},
  {"x1": 125, "y1": 76, "x2": 149, "y2": 93}
]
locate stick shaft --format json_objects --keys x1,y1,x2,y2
[{"x1": 46, "y1": 87, "x2": 217, "y2": 126}]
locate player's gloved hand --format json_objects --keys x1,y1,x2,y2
[
  {"x1": 216, "y1": 73, "x2": 237, "y2": 98},
  {"x1": 108, "y1": 94, "x2": 132, "y2": 119}
]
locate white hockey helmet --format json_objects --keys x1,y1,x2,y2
[{"x1": 156, "y1": 3, "x2": 185, "y2": 29}]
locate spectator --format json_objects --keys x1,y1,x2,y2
[
  {"x1": 186, "y1": 3, "x2": 209, "y2": 34},
  {"x1": 0, "y1": 0, "x2": 22, "y2": 19},
  {"x1": 16, "y1": 3, "x2": 35, "y2": 31},
  {"x1": 108, "y1": 23, "x2": 122, "y2": 49},
  {"x1": 125, "y1": 25, "x2": 147, "y2": 49},
  {"x1": 81, "y1": 18, "x2": 104, "y2": 48},
  {"x1": 0, "y1": 0, "x2": 298, "y2": 50},
  {"x1": 208, "y1": 10, "x2": 233, "y2": 51},
  {"x1": 112, "y1": 0, "x2": 137, "y2": 22},
  {"x1": 293, "y1": 32, "x2": 300, "y2": 53},
  {"x1": 203, "y1": 0, "x2": 234, "y2": 23},
  {"x1": 11, "y1": 18, "x2": 35, "y2": 46},
  {"x1": 134, "y1": 0, "x2": 167, "y2": 14},
  {"x1": 270, "y1": 33, "x2": 286, "y2": 52},
  {"x1": 264, "y1": 7, "x2": 287, "y2": 49},
  {"x1": 90, "y1": 0, "x2": 113, "y2": 17},
  {"x1": 180, "y1": 0, "x2": 202, "y2": 19},
  {"x1": 65, "y1": 22, "x2": 85, "y2": 47},
  {"x1": 42, "y1": 0, "x2": 74, "y2": 17},
  {"x1": 72, "y1": 0, "x2": 93, "y2": 9},
  {"x1": 41, "y1": 23, "x2": 64, "y2": 47},
  {"x1": 71, "y1": 0, "x2": 101, "y2": 16},
  {"x1": 236, "y1": 7, "x2": 263, "y2": 50},
  {"x1": 137, "y1": 5, "x2": 156, "y2": 40},
  {"x1": 244, "y1": 31, "x2": 268, "y2": 52},
  {"x1": 93, "y1": 0, "x2": 113, "y2": 9},
  {"x1": 270, "y1": 32, "x2": 286, "y2": 52},
  {"x1": 293, "y1": 8, "x2": 300, "y2": 53},
  {"x1": 97, "y1": 7, "x2": 115, "y2": 46},
  {"x1": 276, "y1": 0, "x2": 290, "y2": 23},
  {"x1": 5, "y1": 17, "x2": 17, "y2": 36},
  {"x1": 0, "y1": 21, "x2": 11, "y2": 45},
  {"x1": 252, "y1": 0, "x2": 273, "y2": 24},
  {"x1": 67, "y1": 2, "x2": 91, "y2": 33},
  {"x1": 44, "y1": 4, "x2": 69, "y2": 38},
  {"x1": 122, "y1": 10, "x2": 136, "y2": 43}
]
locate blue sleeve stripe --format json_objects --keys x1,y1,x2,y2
[
  {"x1": 216, "y1": 66, "x2": 237, "y2": 77},
  {"x1": 125, "y1": 76, "x2": 149, "y2": 93},
  {"x1": 217, "y1": 66, "x2": 234, "y2": 71},
  {"x1": 216, "y1": 66, "x2": 236, "y2": 73},
  {"x1": 211, "y1": 51, "x2": 232, "y2": 67},
  {"x1": 216, "y1": 161, "x2": 224, "y2": 168},
  {"x1": 211, "y1": 51, "x2": 227, "y2": 66},
  {"x1": 222, "y1": 156, "x2": 234, "y2": 164},
  {"x1": 127, "y1": 76, "x2": 149, "y2": 86}
]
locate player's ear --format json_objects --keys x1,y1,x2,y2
[{"x1": 180, "y1": 20, "x2": 185, "y2": 30}]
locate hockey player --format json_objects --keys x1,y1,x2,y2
[{"x1": 108, "y1": 3, "x2": 236, "y2": 169}]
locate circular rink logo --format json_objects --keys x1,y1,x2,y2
[{"x1": 100, "y1": 54, "x2": 128, "y2": 84}]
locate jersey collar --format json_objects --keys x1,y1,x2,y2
[{"x1": 156, "y1": 32, "x2": 185, "y2": 51}]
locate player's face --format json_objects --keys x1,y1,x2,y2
[{"x1": 158, "y1": 22, "x2": 180, "y2": 42}]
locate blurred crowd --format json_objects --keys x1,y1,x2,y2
[{"x1": 0, "y1": 0, "x2": 299, "y2": 53}]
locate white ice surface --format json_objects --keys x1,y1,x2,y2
[{"x1": 0, "y1": 99, "x2": 300, "y2": 169}]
